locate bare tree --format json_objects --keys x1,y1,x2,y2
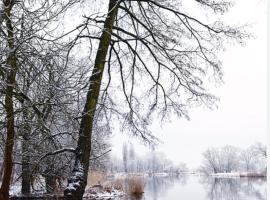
[
  {"x1": 0, "y1": 1, "x2": 20, "y2": 198},
  {"x1": 201, "y1": 148, "x2": 221, "y2": 174},
  {"x1": 177, "y1": 162, "x2": 188, "y2": 173},
  {"x1": 251, "y1": 142, "x2": 267, "y2": 174},
  {"x1": 200, "y1": 144, "x2": 266, "y2": 175},
  {"x1": 60, "y1": 0, "x2": 247, "y2": 199},
  {"x1": 201, "y1": 146, "x2": 240, "y2": 174},
  {"x1": 240, "y1": 147, "x2": 256, "y2": 172},
  {"x1": 122, "y1": 143, "x2": 128, "y2": 173},
  {"x1": 90, "y1": 124, "x2": 111, "y2": 171},
  {"x1": 252, "y1": 142, "x2": 267, "y2": 158},
  {"x1": 0, "y1": 0, "x2": 79, "y2": 198},
  {"x1": 220, "y1": 145, "x2": 240, "y2": 173},
  {"x1": 128, "y1": 143, "x2": 135, "y2": 172}
]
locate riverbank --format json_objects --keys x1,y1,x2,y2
[
  {"x1": 10, "y1": 185, "x2": 124, "y2": 200},
  {"x1": 9, "y1": 171, "x2": 266, "y2": 199},
  {"x1": 209, "y1": 172, "x2": 266, "y2": 178}
]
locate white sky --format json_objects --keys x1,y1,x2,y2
[{"x1": 111, "y1": 0, "x2": 267, "y2": 169}]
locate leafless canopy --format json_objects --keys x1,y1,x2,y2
[{"x1": 72, "y1": 0, "x2": 247, "y2": 144}]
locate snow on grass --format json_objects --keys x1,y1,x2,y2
[{"x1": 83, "y1": 187, "x2": 124, "y2": 199}]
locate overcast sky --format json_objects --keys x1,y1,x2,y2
[{"x1": 111, "y1": 0, "x2": 267, "y2": 169}]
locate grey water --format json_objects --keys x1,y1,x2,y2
[{"x1": 125, "y1": 175, "x2": 267, "y2": 200}]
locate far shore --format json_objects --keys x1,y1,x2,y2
[
  {"x1": 208, "y1": 172, "x2": 266, "y2": 178},
  {"x1": 107, "y1": 171, "x2": 267, "y2": 179}
]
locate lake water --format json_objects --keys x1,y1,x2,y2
[{"x1": 123, "y1": 175, "x2": 267, "y2": 200}]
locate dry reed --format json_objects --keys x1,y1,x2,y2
[{"x1": 126, "y1": 177, "x2": 145, "y2": 195}]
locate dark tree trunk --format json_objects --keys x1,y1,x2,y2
[
  {"x1": 64, "y1": 1, "x2": 118, "y2": 199},
  {"x1": 45, "y1": 175, "x2": 57, "y2": 194},
  {"x1": 0, "y1": 1, "x2": 18, "y2": 199},
  {"x1": 0, "y1": 54, "x2": 17, "y2": 200},
  {"x1": 21, "y1": 95, "x2": 32, "y2": 195},
  {"x1": 0, "y1": 163, "x2": 3, "y2": 182},
  {"x1": 43, "y1": 161, "x2": 57, "y2": 194},
  {"x1": 21, "y1": 128, "x2": 31, "y2": 195}
]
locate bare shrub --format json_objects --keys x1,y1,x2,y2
[
  {"x1": 87, "y1": 171, "x2": 106, "y2": 186},
  {"x1": 103, "y1": 178, "x2": 124, "y2": 192}
]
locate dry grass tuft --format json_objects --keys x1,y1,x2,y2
[
  {"x1": 104, "y1": 185, "x2": 113, "y2": 193},
  {"x1": 87, "y1": 171, "x2": 106, "y2": 186},
  {"x1": 126, "y1": 177, "x2": 145, "y2": 195},
  {"x1": 112, "y1": 179, "x2": 124, "y2": 191},
  {"x1": 103, "y1": 178, "x2": 124, "y2": 192},
  {"x1": 86, "y1": 172, "x2": 144, "y2": 196}
]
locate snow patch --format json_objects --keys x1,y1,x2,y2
[
  {"x1": 9, "y1": 182, "x2": 21, "y2": 196},
  {"x1": 83, "y1": 186, "x2": 124, "y2": 199}
]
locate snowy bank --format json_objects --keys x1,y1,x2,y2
[
  {"x1": 210, "y1": 172, "x2": 240, "y2": 178},
  {"x1": 210, "y1": 172, "x2": 266, "y2": 178}
]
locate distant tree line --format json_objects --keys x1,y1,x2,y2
[
  {"x1": 200, "y1": 142, "x2": 267, "y2": 174},
  {"x1": 107, "y1": 143, "x2": 188, "y2": 175}
]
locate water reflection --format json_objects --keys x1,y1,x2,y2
[
  {"x1": 145, "y1": 175, "x2": 188, "y2": 200},
  {"x1": 120, "y1": 175, "x2": 188, "y2": 200},
  {"x1": 121, "y1": 175, "x2": 266, "y2": 200},
  {"x1": 200, "y1": 176, "x2": 266, "y2": 200},
  {"x1": 124, "y1": 194, "x2": 143, "y2": 200}
]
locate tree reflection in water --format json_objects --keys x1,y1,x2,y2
[
  {"x1": 122, "y1": 174, "x2": 188, "y2": 200},
  {"x1": 143, "y1": 175, "x2": 188, "y2": 200},
  {"x1": 127, "y1": 194, "x2": 144, "y2": 200},
  {"x1": 200, "y1": 177, "x2": 267, "y2": 200},
  {"x1": 120, "y1": 175, "x2": 266, "y2": 200}
]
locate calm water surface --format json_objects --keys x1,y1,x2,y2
[{"x1": 124, "y1": 175, "x2": 267, "y2": 200}]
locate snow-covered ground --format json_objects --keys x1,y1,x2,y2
[
  {"x1": 9, "y1": 178, "x2": 124, "y2": 199},
  {"x1": 10, "y1": 184, "x2": 124, "y2": 199},
  {"x1": 83, "y1": 187, "x2": 124, "y2": 199}
]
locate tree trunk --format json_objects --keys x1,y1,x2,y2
[
  {"x1": 0, "y1": 163, "x2": 3, "y2": 182},
  {"x1": 43, "y1": 160, "x2": 57, "y2": 194},
  {"x1": 64, "y1": 1, "x2": 118, "y2": 199},
  {"x1": 21, "y1": 121, "x2": 31, "y2": 195},
  {"x1": 0, "y1": 1, "x2": 18, "y2": 199},
  {"x1": 21, "y1": 88, "x2": 32, "y2": 195},
  {"x1": 45, "y1": 175, "x2": 57, "y2": 194},
  {"x1": 0, "y1": 59, "x2": 17, "y2": 200}
]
